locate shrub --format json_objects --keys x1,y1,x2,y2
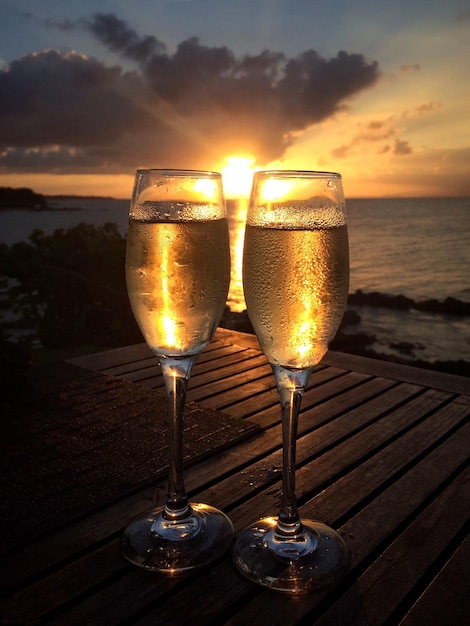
[{"x1": 0, "y1": 223, "x2": 142, "y2": 349}]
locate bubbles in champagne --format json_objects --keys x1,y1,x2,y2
[
  {"x1": 243, "y1": 223, "x2": 349, "y2": 369},
  {"x1": 131, "y1": 200, "x2": 223, "y2": 222},
  {"x1": 126, "y1": 218, "x2": 230, "y2": 356},
  {"x1": 249, "y1": 198, "x2": 346, "y2": 230}
]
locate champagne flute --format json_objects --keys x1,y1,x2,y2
[
  {"x1": 122, "y1": 169, "x2": 234, "y2": 572},
  {"x1": 233, "y1": 170, "x2": 350, "y2": 593}
]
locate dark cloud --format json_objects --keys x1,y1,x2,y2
[
  {"x1": 86, "y1": 13, "x2": 166, "y2": 62},
  {"x1": 0, "y1": 12, "x2": 380, "y2": 174},
  {"x1": 0, "y1": 50, "x2": 153, "y2": 147}
]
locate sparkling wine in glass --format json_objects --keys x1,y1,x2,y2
[
  {"x1": 233, "y1": 170, "x2": 350, "y2": 593},
  {"x1": 122, "y1": 169, "x2": 234, "y2": 572}
]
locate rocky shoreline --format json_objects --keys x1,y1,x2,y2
[
  {"x1": 348, "y1": 289, "x2": 470, "y2": 316},
  {"x1": 220, "y1": 290, "x2": 470, "y2": 378}
]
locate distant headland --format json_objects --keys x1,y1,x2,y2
[
  {"x1": 0, "y1": 187, "x2": 117, "y2": 211},
  {"x1": 0, "y1": 187, "x2": 48, "y2": 210}
]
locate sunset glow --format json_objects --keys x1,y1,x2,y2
[
  {"x1": 192, "y1": 177, "x2": 219, "y2": 202},
  {"x1": 0, "y1": 3, "x2": 468, "y2": 199},
  {"x1": 260, "y1": 179, "x2": 295, "y2": 203},
  {"x1": 220, "y1": 156, "x2": 257, "y2": 198}
]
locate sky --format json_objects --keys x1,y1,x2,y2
[{"x1": 0, "y1": 0, "x2": 469, "y2": 198}]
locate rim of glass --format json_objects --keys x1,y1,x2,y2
[
  {"x1": 136, "y1": 168, "x2": 221, "y2": 178},
  {"x1": 254, "y1": 169, "x2": 341, "y2": 179}
]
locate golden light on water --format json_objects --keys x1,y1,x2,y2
[
  {"x1": 228, "y1": 198, "x2": 248, "y2": 312},
  {"x1": 220, "y1": 155, "x2": 256, "y2": 311}
]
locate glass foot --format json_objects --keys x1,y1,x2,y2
[
  {"x1": 122, "y1": 502, "x2": 234, "y2": 573},
  {"x1": 233, "y1": 517, "x2": 349, "y2": 594}
]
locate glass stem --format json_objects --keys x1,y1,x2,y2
[
  {"x1": 160, "y1": 355, "x2": 197, "y2": 520},
  {"x1": 273, "y1": 365, "x2": 312, "y2": 536}
]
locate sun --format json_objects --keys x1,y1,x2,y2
[{"x1": 220, "y1": 156, "x2": 257, "y2": 198}]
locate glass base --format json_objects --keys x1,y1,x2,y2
[
  {"x1": 121, "y1": 502, "x2": 234, "y2": 573},
  {"x1": 232, "y1": 517, "x2": 349, "y2": 594}
]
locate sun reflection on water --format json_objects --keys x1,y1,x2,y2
[{"x1": 227, "y1": 198, "x2": 248, "y2": 312}]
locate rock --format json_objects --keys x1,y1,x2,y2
[
  {"x1": 389, "y1": 341, "x2": 424, "y2": 357},
  {"x1": 348, "y1": 290, "x2": 413, "y2": 310},
  {"x1": 341, "y1": 309, "x2": 361, "y2": 327},
  {"x1": 414, "y1": 297, "x2": 470, "y2": 316},
  {"x1": 348, "y1": 289, "x2": 470, "y2": 316}
]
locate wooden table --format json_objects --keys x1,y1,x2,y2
[{"x1": 2, "y1": 328, "x2": 469, "y2": 625}]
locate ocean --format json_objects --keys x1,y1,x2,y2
[{"x1": 1, "y1": 196, "x2": 469, "y2": 365}]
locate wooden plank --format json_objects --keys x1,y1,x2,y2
[
  {"x1": 47, "y1": 566, "x2": 185, "y2": 626},
  {"x1": 219, "y1": 421, "x2": 469, "y2": 625},
  {"x1": 214, "y1": 327, "x2": 261, "y2": 351},
  {"x1": 1, "y1": 487, "x2": 159, "y2": 589},
  {"x1": 69, "y1": 342, "x2": 153, "y2": 370},
  {"x1": 169, "y1": 376, "x2": 399, "y2": 505},
  {"x1": 398, "y1": 535, "x2": 470, "y2": 626},
  {"x1": 134, "y1": 561, "x2": 251, "y2": 626},
  {"x1": 294, "y1": 391, "x2": 467, "y2": 524},
  {"x1": 192, "y1": 344, "x2": 263, "y2": 370},
  {"x1": 70, "y1": 329, "x2": 470, "y2": 396},
  {"x1": 6, "y1": 450, "x2": 465, "y2": 626},
  {"x1": 300, "y1": 466, "x2": 470, "y2": 625},
  {"x1": 324, "y1": 350, "x2": 470, "y2": 396},
  {"x1": 0, "y1": 378, "x2": 412, "y2": 590},
  {"x1": 2, "y1": 539, "x2": 127, "y2": 624},
  {"x1": 112, "y1": 346, "x2": 263, "y2": 389},
  {"x1": 325, "y1": 421, "x2": 469, "y2": 589},
  {"x1": 6, "y1": 331, "x2": 467, "y2": 626},
  {"x1": 215, "y1": 328, "x2": 470, "y2": 396},
  {"x1": 189, "y1": 353, "x2": 270, "y2": 393},
  {"x1": 190, "y1": 366, "x2": 276, "y2": 408},
  {"x1": 222, "y1": 369, "x2": 377, "y2": 430},
  {"x1": 68, "y1": 339, "x2": 240, "y2": 379},
  {"x1": 48, "y1": 557, "x2": 249, "y2": 626},
  {"x1": 1, "y1": 362, "x2": 259, "y2": 552},
  {"x1": 193, "y1": 365, "x2": 350, "y2": 412},
  {"x1": 193, "y1": 383, "x2": 431, "y2": 517}
]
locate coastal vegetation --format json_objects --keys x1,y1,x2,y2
[{"x1": 0, "y1": 223, "x2": 141, "y2": 352}]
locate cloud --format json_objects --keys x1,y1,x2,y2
[
  {"x1": 332, "y1": 116, "x2": 400, "y2": 158},
  {"x1": 0, "y1": 51, "x2": 153, "y2": 146},
  {"x1": 86, "y1": 13, "x2": 166, "y2": 62},
  {"x1": 0, "y1": 12, "x2": 380, "y2": 174},
  {"x1": 400, "y1": 64, "x2": 420, "y2": 73},
  {"x1": 393, "y1": 138, "x2": 412, "y2": 155},
  {"x1": 330, "y1": 103, "x2": 443, "y2": 159},
  {"x1": 414, "y1": 101, "x2": 441, "y2": 116}
]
